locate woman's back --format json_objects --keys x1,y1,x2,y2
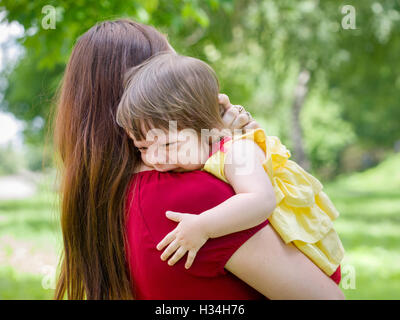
[{"x1": 125, "y1": 170, "x2": 268, "y2": 299}]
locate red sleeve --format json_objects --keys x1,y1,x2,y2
[{"x1": 136, "y1": 170, "x2": 269, "y2": 278}]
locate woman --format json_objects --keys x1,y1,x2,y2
[{"x1": 53, "y1": 19, "x2": 344, "y2": 299}]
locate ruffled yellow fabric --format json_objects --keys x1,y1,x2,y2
[{"x1": 203, "y1": 128, "x2": 345, "y2": 276}]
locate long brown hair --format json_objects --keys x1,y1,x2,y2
[
  {"x1": 116, "y1": 52, "x2": 225, "y2": 141},
  {"x1": 53, "y1": 19, "x2": 171, "y2": 299}
]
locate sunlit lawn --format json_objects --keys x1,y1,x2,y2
[
  {"x1": 325, "y1": 153, "x2": 400, "y2": 299},
  {"x1": 0, "y1": 176, "x2": 60, "y2": 300},
  {"x1": 1, "y1": 154, "x2": 400, "y2": 299}
]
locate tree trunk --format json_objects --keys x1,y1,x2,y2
[{"x1": 291, "y1": 69, "x2": 311, "y2": 171}]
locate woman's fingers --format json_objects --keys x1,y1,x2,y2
[
  {"x1": 160, "y1": 239, "x2": 180, "y2": 261},
  {"x1": 243, "y1": 120, "x2": 260, "y2": 130},
  {"x1": 185, "y1": 250, "x2": 198, "y2": 269},
  {"x1": 218, "y1": 93, "x2": 231, "y2": 112},
  {"x1": 219, "y1": 93, "x2": 239, "y2": 128},
  {"x1": 222, "y1": 106, "x2": 239, "y2": 128},
  {"x1": 219, "y1": 94, "x2": 259, "y2": 131},
  {"x1": 156, "y1": 229, "x2": 177, "y2": 251},
  {"x1": 219, "y1": 93, "x2": 256, "y2": 130},
  {"x1": 231, "y1": 112, "x2": 250, "y2": 129},
  {"x1": 167, "y1": 246, "x2": 187, "y2": 266}
]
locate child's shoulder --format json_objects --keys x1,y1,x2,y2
[
  {"x1": 232, "y1": 127, "x2": 267, "y2": 142},
  {"x1": 229, "y1": 128, "x2": 268, "y2": 154},
  {"x1": 231, "y1": 128, "x2": 292, "y2": 163}
]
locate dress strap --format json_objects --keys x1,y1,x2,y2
[{"x1": 209, "y1": 136, "x2": 233, "y2": 157}]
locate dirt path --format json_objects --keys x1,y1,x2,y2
[{"x1": 0, "y1": 174, "x2": 37, "y2": 200}]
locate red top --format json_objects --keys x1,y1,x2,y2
[
  {"x1": 125, "y1": 170, "x2": 341, "y2": 300},
  {"x1": 125, "y1": 170, "x2": 269, "y2": 299}
]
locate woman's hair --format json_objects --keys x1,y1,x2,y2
[
  {"x1": 53, "y1": 19, "x2": 171, "y2": 299},
  {"x1": 116, "y1": 52, "x2": 225, "y2": 141}
]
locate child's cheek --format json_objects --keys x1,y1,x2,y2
[{"x1": 141, "y1": 153, "x2": 152, "y2": 168}]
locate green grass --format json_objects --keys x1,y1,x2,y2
[
  {"x1": 0, "y1": 177, "x2": 60, "y2": 300},
  {"x1": 0, "y1": 267, "x2": 54, "y2": 300},
  {"x1": 325, "y1": 153, "x2": 400, "y2": 299},
  {"x1": 1, "y1": 155, "x2": 400, "y2": 299}
]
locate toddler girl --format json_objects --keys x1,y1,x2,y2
[{"x1": 116, "y1": 52, "x2": 344, "y2": 277}]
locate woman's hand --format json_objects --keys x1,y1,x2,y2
[
  {"x1": 156, "y1": 211, "x2": 209, "y2": 269},
  {"x1": 218, "y1": 94, "x2": 260, "y2": 130}
]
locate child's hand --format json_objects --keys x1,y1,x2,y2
[{"x1": 156, "y1": 211, "x2": 209, "y2": 269}]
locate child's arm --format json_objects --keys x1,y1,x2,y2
[
  {"x1": 156, "y1": 138, "x2": 276, "y2": 269},
  {"x1": 200, "y1": 138, "x2": 276, "y2": 237}
]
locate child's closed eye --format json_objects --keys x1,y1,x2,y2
[{"x1": 164, "y1": 142, "x2": 177, "y2": 147}]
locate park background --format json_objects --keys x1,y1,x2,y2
[{"x1": 0, "y1": 0, "x2": 399, "y2": 299}]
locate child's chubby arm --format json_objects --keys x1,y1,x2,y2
[
  {"x1": 205, "y1": 138, "x2": 277, "y2": 236},
  {"x1": 156, "y1": 138, "x2": 276, "y2": 269}
]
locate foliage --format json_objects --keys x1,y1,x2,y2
[
  {"x1": 0, "y1": 143, "x2": 23, "y2": 175},
  {"x1": 0, "y1": 0, "x2": 399, "y2": 176},
  {"x1": 302, "y1": 90, "x2": 356, "y2": 177}
]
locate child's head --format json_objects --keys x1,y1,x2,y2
[
  {"x1": 116, "y1": 52, "x2": 228, "y2": 171},
  {"x1": 117, "y1": 51, "x2": 225, "y2": 137}
]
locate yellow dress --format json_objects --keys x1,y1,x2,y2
[{"x1": 203, "y1": 128, "x2": 345, "y2": 276}]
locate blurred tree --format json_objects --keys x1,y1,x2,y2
[
  {"x1": 329, "y1": 1, "x2": 400, "y2": 149},
  {"x1": 0, "y1": 0, "x2": 399, "y2": 176},
  {"x1": 0, "y1": 143, "x2": 23, "y2": 175},
  {"x1": 202, "y1": 0, "x2": 400, "y2": 172},
  {"x1": 0, "y1": 0, "x2": 230, "y2": 143}
]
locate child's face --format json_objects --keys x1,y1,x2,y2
[{"x1": 131, "y1": 128, "x2": 210, "y2": 173}]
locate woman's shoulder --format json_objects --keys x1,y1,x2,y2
[
  {"x1": 131, "y1": 169, "x2": 230, "y2": 186},
  {"x1": 127, "y1": 169, "x2": 269, "y2": 282},
  {"x1": 129, "y1": 170, "x2": 235, "y2": 209}
]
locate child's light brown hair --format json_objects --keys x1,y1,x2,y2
[{"x1": 116, "y1": 52, "x2": 226, "y2": 140}]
